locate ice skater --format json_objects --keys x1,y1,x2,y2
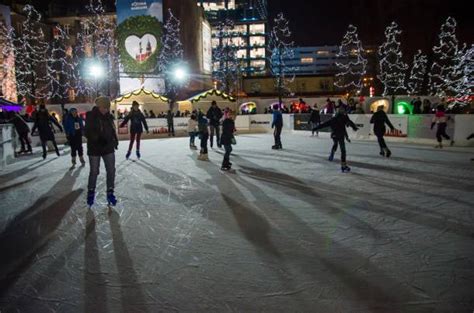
[
  {"x1": 85, "y1": 97, "x2": 118, "y2": 207},
  {"x1": 207, "y1": 100, "x2": 223, "y2": 148},
  {"x1": 467, "y1": 133, "x2": 474, "y2": 161},
  {"x1": 64, "y1": 108, "x2": 86, "y2": 166},
  {"x1": 313, "y1": 107, "x2": 358, "y2": 173},
  {"x1": 187, "y1": 113, "x2": 198, "y2": 150},
  {"x1": 120, "y1": 101, "x2": 148, "y2": 159},
  {"x1": 220, "y1": 110, "x2": 236, "y2": 171},
  {"x1": 8, "y1": 111, "x2": 32, "y2": 154},
  {"x1": 431, "y1": 105, "x2": 454, "y2": 148},
  {"x1": 31, "y1": 104, "x2": 63, "y2": 159},
  {"x1": 166, "y1": 109, "x2": 175, "y2": 137},
  {"x1": 370, "y1": 105, "x2": 395, "y2": 157},
  {"x1": 271, "y1": 104, "x2": 283, "y2": 149},
  {"x1": 308, "y1": 105, "x2": 321, "y2": 136},
  {"x1": 198, "y1": 112, "x2": 209, "y2": 161}
]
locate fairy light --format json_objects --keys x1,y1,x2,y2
[
  {"x1": 378, "y1": 21, "x2": 408, "y2": 96},
  {"x1": 0, "y1": 20, "x2": 17, "y2": 101},
  {"x1": 212, "y1": 18, "x2": 239, "y2": 94},
  {"x1": 407, "y1": 49, "x2": 427, "y2": 96},
  {"x1": 335, "y1": 24, "x2": 367, "y2": 96}
]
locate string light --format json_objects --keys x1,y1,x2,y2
[
  {"x1": 335, "y1": 24, "x2": 367, "y2": 96},
  {"x1": 378, "y1": 21, "x2": 408, "y2": 96},
  {"x1": 407, "y1": 49, "x2": 427, "y2": 96},
  {"x1": 0, "y1": 19, "x2": 17, "y2": 101}
]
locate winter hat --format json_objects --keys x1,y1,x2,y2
[
  {"x1": 69, "y1": 108, "x2": 77, "y2": 113},
  {"x1": 95, "y1": 96, "x2": 111, "y2": 110}
]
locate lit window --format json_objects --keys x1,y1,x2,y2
[
  {"x1": 250, "y1": 48, "x2": 265, "y2": 58},
  {"x1": 237, "y1": 49, "x2": 247, "y2": 59},
  {"x1": 250, "y1": 36, "x2": 265, "y2": 47},
  {"x1": 301, "y1": 57, "x2": 314, "y2": 64},
  {"x1": 249, "y1": 24, "x2": 265, "y2": 34},
  {"x1": 317, "y1": 50, "x2": 329, "y2": 55}
]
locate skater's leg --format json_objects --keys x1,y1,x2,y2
[
  {"x1": 102, "y1": 153, "x2": 116, "y2": 192},
  {"x1": 41, "y1": 140, "x2": 47, "y2": 158},
  {"x1": 136, "y1": 132, "x2": 142, "y2": 151},
  {"x1": 222, "y1": 144, "x2": 232, "y2": 167},
  {"x1": 436, "y1": 125, "x2": 443, "y2": 143},
  {"x1": 51, "y1": 138, "x2": 60, "y2": 156},
  {"x1": 19, "y1": 132, "x2": 27, "y2": 151},
  {"x1": 203, "y1": 133, "x2": 209, "y2": 154},
  {"x1": 128, "y1": 132, "x2": 136, "y2": 152},
  {"x1": 216, "y1": 125, "x2": 221, "y2": 147},
  {"x1": 209, "y1": 125, "x2": 215, "y2": 147},
  {"x1": 88, "y1": 156, "x2": 100, "y2": 191},
  {"x1": 339, "y1": 138, "x2": 347, "y2": 163},
  {"x1": 189, "y1": 132, "x2": 195, "y2": 145}
]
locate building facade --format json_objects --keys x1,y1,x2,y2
[{"x1": 198, "y1": 0, "x2": 268, "y2": 76}]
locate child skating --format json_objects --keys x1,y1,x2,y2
[
  {"x1": 198, "y1": 113, "x2": 209, "y2": 161},
  {"x1": 271, "y1": 104, "x2": 283, "y2": 150},
  {"x1": 431, "y1": 105, "x2": 454, "y2": 148},
  {"x1": 220, "y1": 110, "x2": 236, "y2": 171},
  {"x1": 313, "y1": 107, "x2": 358, "y2": 172},
  {"x1": 370, "y1": 105, "x2": 395, "y2": 157},
  {"x1": 187, "y1": 113, "x2": 198, "y2": 150},
  {"x1": 119, "y1": 101, "x2": 148, "y2": 159},
  {"x1": 64, "y1": 108, "x2": 86, "y2": 167}
]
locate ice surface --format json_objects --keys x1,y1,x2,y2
[{"x1": 0, "y1": 133, "x2": 473, "y2": 313}]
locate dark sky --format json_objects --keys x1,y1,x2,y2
[{"x1": 11, "y1": 0, "x2": 474, "y2": 59}]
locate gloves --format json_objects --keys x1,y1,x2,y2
[{"x1": 430, "y1": 122, "x2": 435, "y2": 130}]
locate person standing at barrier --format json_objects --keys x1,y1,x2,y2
[
  {"x1": 120, "y1": 101, "x2": 148, "y2": 160},
  {"x1": 220, "y1": 110, "x2": 236, "y2": 171},
  {"x1": 207, "y1": 101, "x2": 223, "y2": 148},
  {"x1": 308, "y1": 105, "x2": 321, "y2": 137},
  {"x1": 431, "y1": 105, "x2": 454, "y2": 148},
  {"x1": 198, "y1": 112, "x2": 209, "y2": 161},
  {"x1": 166, "y1": 109, "x2": 175, "y2": 137},
  {"x1": 85, "y1": 97, "x2": 118, "y2": 207},
  {"x1": 65, "y1": 108, "x2": 86, "y2": 166},
  {"x1": 31, "y1": 104, "x2": 63, "y2": 159},
  {"x1": 313, "y1": 107, "x2": 358, "y2": 173},
  {"x1": 9, "y1": 111, "x2": 32, "y2": 154},
  {"x1": 370, "y1": 105, "x2": 395, "y2": 158},
  {"x1": 271, "y1": 104, "x2": 283, "y2": 150}
]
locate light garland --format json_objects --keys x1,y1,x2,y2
[
  {"x1": 407, "y1": 49, "x2": 427, "y2": 96},
  {"x1": 0, "y1": 19, "x2": 17, "y2": 101},
  {"x1": 453, "y1": 44, "x2": 473, "y2": 104},
  {"x1": 335, "y1": 24, "x2": 367, "y2": 96},
  {"x1": 378, "y1": 21, "x2": 408, "y2": 96}
]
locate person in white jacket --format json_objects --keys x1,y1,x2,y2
[{"x1": 187, "y1": 113, "x2": 199, "y2": 149}]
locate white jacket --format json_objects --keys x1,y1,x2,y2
[{"x1": 187, "y1": 119, "x2": 198, "y2": 132}]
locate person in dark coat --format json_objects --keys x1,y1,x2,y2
[
  {"x1": 271, "y1": 104, "x2": 283, "y2": 149},
  {"x1": 85, "y1": 97, "x2": 119, "y2": 207},
  {"x1": 120, "y1": 101, "x2": 148, "y2": 159},
  {"x1": 308, "y1": 105, "x2": 321, "y2": 136},
  {"x1": 412, "y1": 97, "x2": 422, "y2": 114},
  {"x1": 220, "y1": 110, "x2": 236, "y2": 170},
  {"x1": 197, "y1": 112, "x2": 209, "y2": 161},
  {"x1": 166, "y1": 109, "x2": 175, "y2": 137},
  {"x1": 65, "y1": 108, "x2": 85, "y2": 166},
  {"x1": 9, "y1": 112, "x2": 32, "y2": 154},
  {"x1": 206, "y1": 101, "x2": 223, "y2": 148},
  {"x1": 31, "y1": 104, "x2": 63, "y2": 159},
  {"x1": 370, "y1": 105, "x2": 395, "y2": 157},
  {"x1": 314, "y1": 107, "x2": 358, "y2": 172}
]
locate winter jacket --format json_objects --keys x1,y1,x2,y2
[
  {"x1": 314, "y1": 113, "x2": 358, "y2": 139},
  {"x1": 370, "y1": 111, "x2": 394, "y2": 136},
  {"x1": 220, "y1": 118, "x2": 235, "y2": 146},
  {"x1": 31, "y1": 110, "x2": 63, "y2": 141},
  {"x1": 431, "y1": 111, "x2": 450, "y2": 126},
  {"x1": 198, "y1": 114, "x2": 209, "y2": 134},
  {"x1": 272, "y1": 111, "x2": 283, "y2": 128},
  {"x1": 85, "y1": 107, "x2": 118, "y2": 156},
  {"x1": 10, "y1": 113, "x2": 30, "y2": 134},
  {"x1": 309, "y1": 110, "x2": 321, "y2": 123},
  {"x1": 206, "y1": 106, "x2": 223, "y2": 126},
  {"x1": 166, "y1": 111, "x2": 174, "y2": 124},
  {"x1": 120, "y1": 110, "x2": 148, "y2": 134},
  {"x1": 65, "y1": 114, "x2": 84, "y2": 138},
  {"x1": 187, "y1": 118, "x2": 198, "y2": 133}
]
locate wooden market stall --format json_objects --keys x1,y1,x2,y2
[
  {"x1": 113, "y1": 88, "x2": 169, "y2": 116},
  {"x1": 187, "y1": 89, "x2": 237, "y2": 113}
]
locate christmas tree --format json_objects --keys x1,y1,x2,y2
[
  {"x1": 407, "y1": 50, "x2": 428, "y2": 96},
  {"x1": 453, "y1": 44, "x2": 473, "y2": 105},
  {"x1": 267, "y1": 13, "x2": 296, "y2": 105},
  {"x1": 335, "y1": 24, "x2": 367, "y2": 96},
  {"x1": 0, "y1": 19, "x2": 17, "y2": 101},
  {"x1": 378, "y1": 22, "x2": 408, "y2": 96}
]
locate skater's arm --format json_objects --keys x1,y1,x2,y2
[
  {"x1": 141, "y1": 113, "x2": 149, "y2": 133},
  {"x1": 467, "y1": 133, "x2": 474, "y2": 140},
  {"x1": 385, "y1": 114, "x2": 395, "y2": 130},
  {"x1": 119, "y1": 114, "x2": 130, "y2": 128},
  {"x1": 50, "y1": 116, "x2": 63, "y2": 132},
  {"x1": 346, "y1": 117, "x2": 358, "y2": 131},
  {"x1": 313, "y1": 119, "x2": 331, "y2": 131},
  {"x1": 370, "y1": 114, "x2": 375, "y2": 124}
]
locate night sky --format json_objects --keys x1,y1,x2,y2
[{"x1": 9, "y1": 0, "x2": 474, "y2": 59}]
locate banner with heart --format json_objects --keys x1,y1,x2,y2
[{"x1": 125, "y1": 34, "x2": 157, "y2": 63}]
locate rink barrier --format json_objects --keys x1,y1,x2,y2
[{"x1": 0, "y1": 124, "x2": 17, "y2": 168}]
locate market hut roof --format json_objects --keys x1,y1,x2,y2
[
  {"x1": 188, "y1": 89, "x2": 236, "y2": 103},
  {"x1": 113, "y1": 88, "x2": 168, "y2": 104}
]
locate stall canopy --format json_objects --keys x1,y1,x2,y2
[
  {"x1": 113, "y1": 88, "x2": 169, "y2": 115},
  {"x1": 0, "y1": 98, "x2": 22, "y2": 112},
  {"x1": 186, "y1": 89, "x2": 237, "y2": 112}
]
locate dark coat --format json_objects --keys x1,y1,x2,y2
[
  {"x1": 315, "y1": 113, "x2": 358, "y2": 139},
  {"x1": 10, "y1": 113, "x2": 30, "y2": 134},
  {"x1": 206, "y1": 106, "x2": 223, "y2": 126},
  {"x1": 120, "y1": 110, "x2": 148, "y2": 134},
  {"x1": 272, "y1": 111, "x2": 283, "y2": 128},
  {"x1": 85, "y1": 107, "x2": 118, "y2": 156},
  {"x1": 309, "y1": 110, "x2": 321, "y2": 123},
  {"x1": 166, "y1": 111, "x2": 174, "y2": 124},
  {"x1": 31, "y1": 110, "x2": 63, "y2": 141},
  {"x1": 65, "y1": 114, "x2": 84, "y2": 138},
  {"x1": 220, "y1": 118, "x2": 235, "y2": 146},
  {"x1": 370, "y1": 111, "x2": 394, "y2": 136}
]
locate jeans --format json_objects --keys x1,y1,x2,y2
[
  {"x1": 222, "y1": 144, "x2": 232, "y2": 166},
  {"x1": 209, "y1": 124, "x2": 220, "y2": 147},
  {"x1": 18, "y1": 132, "x2": 32, "y2": 151},
  {"x1": 436, "y1": 123, "x2": 450, "y2": 143},
  {"x1": 274, "y1": 125, "x2": 282, "y2": 146},
  {"x1": 376, "y1": 134, "x2": 388, "y2": 152},
  {"x1": 332, "y1": 138, "x2": 346, "y2": 163},
  {"x1": 88, "y1": 153, "x2": 115, "y2": 192},
  {"x1": 128, "y1": 132, "x2": 142, "y2": 151},
  {"x1": 200, "y1": 132, "x2": 208, "y2": 154},
  {"x1": 189, "y1": 132, "x2": 196, "y2": 145}
]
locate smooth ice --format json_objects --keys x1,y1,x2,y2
[{"x1": 0, "y1": 133, "x2": 473, "y2": 313}]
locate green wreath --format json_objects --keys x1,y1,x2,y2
[{"x1": 117, "y1": 15, "x2": 163, "y2": 74}]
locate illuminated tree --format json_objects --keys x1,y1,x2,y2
[
  {"x1": 407, "y1": 50, "x2": 428, "y2": 95},
  {"x1": 212, "y1": 18, "x2": 239, "y2": 94}
]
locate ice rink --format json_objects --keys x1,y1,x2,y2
[{"x1": 1, "y1": 133, "x2": 473, "y2": 313}]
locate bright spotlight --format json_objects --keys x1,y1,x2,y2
[
  {"x1": 173, "y1": 67, "x2": 188, "y2": 82},
  {"x1": 88, "y1": 63, "x2": 104, "y2": 79}
]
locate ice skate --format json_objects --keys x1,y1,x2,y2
[
  {"x1": 80, "y1": 156, "x2": 86, "y2": 166},
  {"x1": 328, "y1": 150, "x2": 335, "y2": 161},
  {"x1": 107, "y1": 191, "x2": 117, "y2": 207},
  {"x1": 221, "y1": 165, "x2": 231, "y2": 171},
  {"x1": 56, "y1": 149, "x2": 60, "y2": 157},
  {"x1": 42, "y1": 153, "x2": 47, "y2": 160},
  {"x1": 272, "y1": 145, "x2": 277, "y2": 150},
  {"x1": 136, "y1": 150, "x2": 141, "y2": 159},
  {"x1": 385, "y1": 149, "x2": 392, "y2": 158},
  {"x1": 435, "y1": 143, "x2": 443, "y2": 149},
  {"x1": 379, "y1": 151, "x2": 385, "y2": 157},
  {"x1": 126, "y1": 150, "x2": 131, "y2": 159},
  {"x1": 87, "y1": 190, "x2": 95, "y2": 207},
  {"x1": 71, "y1": 157, "x2": 77, "y2": 166},
  {"x1": 341, "y1": 163, "x2": 351, "y2": 173}
]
